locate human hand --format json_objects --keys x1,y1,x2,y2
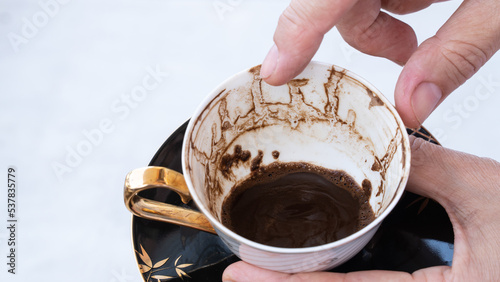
[
  {"x1": 223, "y1": 137, "x2": 500, "y2": 281},
  {"x1": 260, "y1": 0, "x2": 500, "y2": 128}
]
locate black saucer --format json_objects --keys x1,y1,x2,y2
[{"x1": 131, "y1": 121, "x2": 453, "y2": 281}]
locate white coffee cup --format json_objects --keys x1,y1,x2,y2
[{"x1": 124, "y1": 61, "x2": 411, "y2": 273}]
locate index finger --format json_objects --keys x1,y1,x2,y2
[{"x1": 262, "y1": 0, "x2": 358, "y2": 85}]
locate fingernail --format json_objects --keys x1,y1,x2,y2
[
  {"x1": 261, "y1": 44, "x2": 278, "y2": 79},
  {"x1": 411, "y1": 82, "x2": 442, "y2": 124}
]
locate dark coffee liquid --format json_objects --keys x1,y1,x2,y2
[{"x1": 221, "y1": 162, "x2": 375, "y2": 248}]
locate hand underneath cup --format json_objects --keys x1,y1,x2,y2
[
  {"x1": 260, "y1": 0, "x2": 500, "y2": 128},
  {"x1": 223, "y1": 136, "x2": 500, "y2": 281}
]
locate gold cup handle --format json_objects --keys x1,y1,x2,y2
[{"x1": 124, "y1": 166, "x2": 216, "y2": 234}]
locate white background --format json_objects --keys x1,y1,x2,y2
[{"x1": 0, "y1": 0, "x2": 499, "y2": 281}]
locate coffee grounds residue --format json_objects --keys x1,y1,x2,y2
[
  {"x1": 220, "y1": 145, "x2": 251, "y2": 178},
  {"x1": 367, "y1": 88, "x2": 384, "y2": 109},
  {"x1": 362, "y1": 179, "x2": 372, "y2": 198},
  {"x1": 272, "y1": 150, "x2": 280, "y2": 159},
  {"x1": 371, "y1": 157, "x2": 382, "y2": 171},
  {"x1": 221, "y1": 162, "x2": 376, "y2": 248},
  {"x1": 376, "y1": 180, "x2": 384, "y2": 197},
  {"x1": 250, "y1": 150, "x2": 263, "y2": 171}
]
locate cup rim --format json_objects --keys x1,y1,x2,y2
[{"x1": 181, "y1": 61, "x2": 411, "y2": 254}]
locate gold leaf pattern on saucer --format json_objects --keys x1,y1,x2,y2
[
  {"x1": 153, "y1": 258, "x2": 169, "y2": 268},
  {"x1": 138, "y1": 245, "x2": 152, "y2": 268},
  {"x1": 139, "y1": 264, "x2": 152, "y2": 274},
  {"x1": 136, "y1": 244, "x2": 193, "y2": 281}
]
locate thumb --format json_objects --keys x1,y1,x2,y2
[
  {"x1": 261, "y1": 0, "x2": 357, "y2": 86},
  {"x1": 395, "y1": 0, "x2": 500, "y2": 128},
  {"x1": 407, "y1": 138, "x2": 500, "y2": 280},
  {"x1": 222, "y1": 260, "x2": 420, "y2": 282},
  {"x1": 406, "y1": 136, "x2": 500, "y2": 216}
]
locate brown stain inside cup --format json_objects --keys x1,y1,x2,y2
[
  {"x1": 220, "y1": 145, "x2": 251, "y2": 178},
  {"x1": 186, "y1": 65, "x2": 406, "y2": 216},
  {"x1": 272, "y1": 150, "x2": 280, "y2": 159},
  {"x1": 250, "y1": 150, "x2": 263, "y2": 171},
  {"x1": 367, "y1": 88, "x2": 384, "y2": 109}
]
